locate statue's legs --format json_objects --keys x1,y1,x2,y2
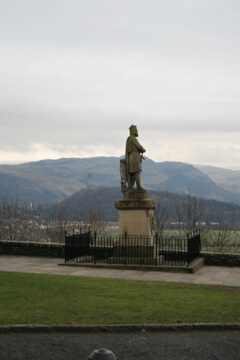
[
  {"x1": 130, "y1": 172, "x2": 144, "y2": 191},
  {"x1": 136, "y1": 172, "x2": 144, "y2": 191},
  {"x1": 129, "y1": 173, "x2": 135, "y2": 190}
]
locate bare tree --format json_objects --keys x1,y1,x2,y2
[
  {"x1": 152, "y1": 194, "x2": 170, "y2": 237},
  {"x1": 45, "y1": 204, "x2": 69, "y2": 243},
  {"x1": 73, "y1": 203, "x2": 86, "y2": 231},
  {"x1": 0, "y1": 197, "x2": 33, "y2": 241},
  {"x1": 171, "y1": 191, "x2": 237, "y2": 252},
  {"x1": 83, "y1": 202, "x2": 106, "y2": 234},
  {"x1": 206, "y1": 211, "x2": 236, "y2": 252},
  {"x1": 172, "y1": 191, "x2": 205, "y2": 236}
]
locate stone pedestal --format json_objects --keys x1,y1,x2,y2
[
  {"x1": 115, "y1": 190, "x2": 156, "y2": 237},
  {"x1": 114, "y1": 190, "x2": 161, "y2": 264}
]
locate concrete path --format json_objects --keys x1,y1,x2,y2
[{"x1": 0, "y1": 255, "x2": 239, "y2": 287}]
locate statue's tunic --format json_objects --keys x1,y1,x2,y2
[{"x1": 125, "y1": 135, "x2": 145, "y2": 174}]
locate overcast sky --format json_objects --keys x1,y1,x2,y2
[{"x1": 0, "y1": 0, "x2": 240, "y2": 169}]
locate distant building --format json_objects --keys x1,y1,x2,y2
[{"x1": 87, "y1": 173, "x2": 93, "y2": 189}]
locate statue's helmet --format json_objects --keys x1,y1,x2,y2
[{"x1": 129, "y1": 125, "x2": 138, "y2": 136}]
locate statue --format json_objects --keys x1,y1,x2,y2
[
  {"x1": 121, "y1": 125, "x2": 146, "y2": 196},
  {"x1": 116, "y1": 126, "x2": 156, "y2": 237}
]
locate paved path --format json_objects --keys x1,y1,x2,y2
[
  {"x1": 1, "y1": 330, "x2": 240, "y2": 360},
  {"x1": 0, "y1": 255, "x2": 239, "y2": 286}
]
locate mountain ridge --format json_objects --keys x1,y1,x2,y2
[
  {"x1": 0, "y1": 156, "x2": 240, "y2": 206},
  {"x1": 194, "y1": 164, "x2": 240, "y2": 194}
]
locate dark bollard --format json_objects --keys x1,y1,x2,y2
[{"x1": 89, "y1": 348, "x2": 117, "y2": 360}]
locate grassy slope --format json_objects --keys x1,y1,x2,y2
[{"x1": 0, "y1": 272, "x2": 239, "y2": 326}]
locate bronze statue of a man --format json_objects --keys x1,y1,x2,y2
[{"x1": 125, "y1": 125, "x2": 146, "y2": 191}]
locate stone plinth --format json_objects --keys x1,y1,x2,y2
[{"x1": 115, "y1": 190, "x2": 156, "y2": 237}]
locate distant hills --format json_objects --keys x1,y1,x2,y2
[
  {"x1": 55, "y1": 187, "x2": 240, "y2": 224},
  {"x1": 194, "y1": 165, "x2": 240, "y2": 194},
  {"x1": 0, "y1": 156, "x2": 240, "y2": 206}
]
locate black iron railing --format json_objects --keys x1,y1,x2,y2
[
  {"x1": 65, "y1": 228, "x2": 91, "y2": 263},
  {"x1": 187, "y1": 230, "x2": 201, "y2": 264},
  {"x1": 65, "y1": 230, "x2": 201, "y2": 267}
]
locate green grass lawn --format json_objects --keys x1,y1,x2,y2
[{"x1": 0, "y1": 271, "x2": 239, "y2": 326}]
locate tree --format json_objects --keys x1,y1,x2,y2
[
  {"x1": 172, "y1": 191, "x2": 205, "y2": 236},
  {"x1": 205, "y1": 210, "x2": 236, "y2": 252},
  {"x1": 83, "y1": 202, "x2": 106, "y2": 234},
  {"x1": 152, "y1": 193, "x2": 170, "y2": 237},
  {"x1": 0, "y1": 197, "x2": 42, "y2": 241},
  {"x1": 45, "y1": 204, "x2": 69, "y2": 243}
]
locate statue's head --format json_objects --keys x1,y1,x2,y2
[{"x1": 129, "y1": 125, "x2": 138, "y2": 137}]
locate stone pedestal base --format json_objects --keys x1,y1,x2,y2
[
  {"x1": 115, "y1": 194, "x2": 156, "y2": 237},
  {"x1": 114, "y1": 191, "x2": 158, "y2": 264}
]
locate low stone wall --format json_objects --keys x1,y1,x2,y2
[
  {"x1": 201, "y1": 252, "x2": 240, "y2": 267},
  {"x1": 0, "y1": 240, "x2": 239, "y2": 266},
  {"x1": 0, "y1": 240, "x2": 65, "y2": 258}
]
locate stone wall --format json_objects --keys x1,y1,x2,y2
[
  {"x1": 201, "y1": 252, "x2": 240, "y2": 267},
  {"x1": 0, "y1": 240, "x2": 65, "y2": 258}
]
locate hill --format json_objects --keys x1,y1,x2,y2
[
  {"x1": 44, "y1": 187, "x2": 240, "y2": 225},
  {"x1": 0, "y1": 157, "x2": 120, "y2": 204},
  {"x1": 1, "y1": 157, "x2": 240, "y2": 205},
  {"x1": 195, "y1": 165, "x2": 240, "y2": 194}
]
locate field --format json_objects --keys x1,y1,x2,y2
[
  {"x1": 1, "y1": 271, "x2": 239, "y2": 326},
  {"x1": 108, "y1": 230, "x2": 240, "y2": 253},
  {"x1": 110, "y1": 230, "x2": 240, "y2": 241}
]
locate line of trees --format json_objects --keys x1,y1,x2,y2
[
  {"x1": 0, "y1": 192, "x2": 239, "y2": 252},
  {"x1": 0, "y1": 197, "x2": 106, "y2": 243},
  {"x1": 0, "y1": 197, "x2": 43, "y2": 242},
  {"x1": 153, "y1": 191, "x2": 239, "y2": 252}
]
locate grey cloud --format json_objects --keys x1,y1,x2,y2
[
  {"x1": 0, "y1": 1, "x2": 240, "y2": 167},
  {"x1": 1, "y1": 0, "x2": 240, "y2": 51}
]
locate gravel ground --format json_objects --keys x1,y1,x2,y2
[{"x1": 0, "y1": 330, "x2": 240, "y2": 360}]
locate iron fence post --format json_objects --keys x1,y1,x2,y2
[
  {"x1": 94, "y1": 231, "x2": 97, "y2": 264},
  {"x1": 72, "y1": 229, "x2": 75, "y2": 264},
  {"x1": 155, "y1": 234, "x2": 158, "y2": 266},
  {"x1": 124, "y1": 231, "x2": 127, "y2": 265},
  {"x1": 64, "y1": 230, "x2": 67, "y2": 263}
]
